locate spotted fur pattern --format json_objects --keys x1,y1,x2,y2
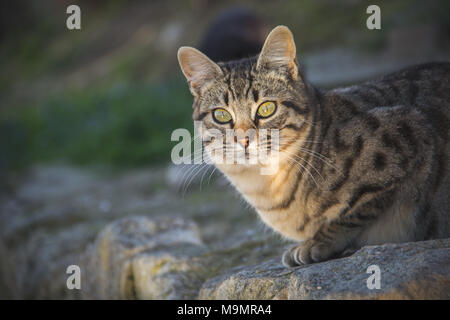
[{"x1": 178, "y1": 26, "x2": 450, "y2": 267}]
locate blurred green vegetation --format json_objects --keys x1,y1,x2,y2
[
  {"x1": 1, "y1": 0, "x2": 448, "y2": 172},
  {"x1": 0, "y1": 81, "x2": 193, "y2": 170}
]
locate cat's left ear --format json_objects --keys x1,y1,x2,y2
[
  {"x1": 256, "y1": 25, "x2": 298, "y2": 80},
  {"x1": 178, "y1": 47, "x2": 223, "y2": 97}
]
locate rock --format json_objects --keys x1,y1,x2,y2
[
  {"x1": 81, "y1": 216, "x2": 205, "y2": 299},
  {"x1": 82, "y1": 215, "x2": 450, "y2": 300},
  {"x1": 199, "y1": 238, "x2": 450, "y2": 299},
  {"x1": 0, "y1": 165, "x2": 259, "y2": 299},
  {"x1": 81, "y1": 215, "x2": 285, "y2": 299},
  {"x1": 3, "y1": 166, "x2": 449, "y2": 300},
  {"x1": 0, "y1": 220, "x2": 99, "y2": 299}
]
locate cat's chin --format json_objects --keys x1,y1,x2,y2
[
  {"x1": 214, "y1": 160, "x2": 282, "y2": 177},
  {"x1": 214, "y1": 161, "x2": 260, "y2": 173}
]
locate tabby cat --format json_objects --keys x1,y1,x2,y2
[{"x1": 177, "y1": 26, "x2": 450, "y2": 267}]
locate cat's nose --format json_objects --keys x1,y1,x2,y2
[
  {"x1": 234, "y1": 125, "x2": 255, "y2": 149},
  {"x1": 238, "y1": 136, "x2": 249, "y2": 148},
  {"x1": 234, "y1": 134, "x2": 249, "y2": 148}
]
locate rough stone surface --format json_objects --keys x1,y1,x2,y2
[
  {"x1": 82, "y1": 215, "x2": 450, "y2": 300},
  {"x1": 199, "y1": 239, "x2": 450, "y2": 300},
  {"x1": 1, "y1": 166, "x2": 449, "y2": 299},
  {"x1": 81, "y1": 216, "x2": 285, "y2": 299},
  {"x1": 81, "y1": 216, "x2": 206, "y2": 299}
]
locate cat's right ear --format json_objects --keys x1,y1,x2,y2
[
  {"x1": 177, "y1": 47, "x2": 222, "y2": 97},
  {"x1": 256, "y1": 26, "x2": 298, "y2": 80}
]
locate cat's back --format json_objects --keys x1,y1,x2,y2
[
  {"x1": 326, "y1": 62, "x2": 450, "y2": 138},
  {"x1": 324, "y1": 62, "x2": 450, "y2": 239},
  {"x1": 328, "y1": 62, "x2": 450, "y2": 111}
]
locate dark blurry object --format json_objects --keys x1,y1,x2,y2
[
  {"x1": 199, "y1": 7, "x2": 269, "y2": 62},
  {"x1": 0, "y1": 1, "x2": 35, "y2": 41}
]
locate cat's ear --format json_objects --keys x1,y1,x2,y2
[
  {"x1": 256, "y1": 26, "x2": 298, "y2": 80},
  {"x1": 177, "y1": 47, "x2": 222, "y2": 96}
]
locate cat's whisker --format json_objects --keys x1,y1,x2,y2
[
  {"x1": 178, "y1": 150, "x2": 206, "y2": 168},
  {"x1": 177, "y1": 160, "x2": 202, "y2": 183},
  {"x1": 274, "y1": 137, "x2": 342, "y2": 174},
  {"x1": 281, "y1": 149, "x2": 326, "y2": 182},
  {"x1": 207, "y1": 166, "x2": 217, "y2": 187},
  {"x1": 178, "y1": 165, "x2": 199, "y2": 192},
  {"x1": 281, "y1": 151, "x2": 320, "y2": 189},
  {"x1": 199, "y1": 164, "x2": 212, "y2": 191},
  {"x1": 295, "y1": 147, "x2": 343, "y2": 176},
  {"x1": 300, "y1": 118, "x2": 319, "y2": 127},
  {"x1": 182, "y1": 163, "x2": 209, "y2": 196},
  {"x1": 258, "y1": 139, "x2": 341, "y2": 176},
  {"x1": 179, "y1": 161, "x2": 205, "y2": 191},
  {"x1": 279, "y1": 137, "x2": 324, "y2": 144},
  {"x1": 176, "y1": 148, "x2": 206, "y2": 166}
]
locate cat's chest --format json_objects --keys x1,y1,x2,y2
[
  {"x1": 255, "y1": 206, "x2": 310, "y2": 241},
  {"x1": 225, "y1": 169, "x2": 314, "y2": 241}
]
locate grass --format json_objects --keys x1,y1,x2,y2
[
  {"x1": 0, "y1": 80, "x2": 193, "y2": 171},
  {"x1": 2, "y1": 0, "x2": 447, "y2": 173}
]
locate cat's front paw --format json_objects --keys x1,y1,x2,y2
[{"x1": 282, "y1": 239, "x2": 332, "y2": 267}]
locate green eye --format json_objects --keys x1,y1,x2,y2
[
  {"x1": 213, "y1": 108, "x2": 232, "y2": 123},
  {"x1": 257, "y1": 101, "x2": 277, "y2": 118}
]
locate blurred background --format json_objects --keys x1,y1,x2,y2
[
  {"x1": 1, "y1": 0, "x2": 450, "y2": 171},
  {"x1": 0, "y1": 0, "x2": 449, "y2": 299}
]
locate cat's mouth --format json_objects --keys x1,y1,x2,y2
[
  {"x1": 202, "y1": 135, "x2": 280, "y2": 170},
  {"x1": 235, "y1": 151, "x2": 252, "y2": 163}
]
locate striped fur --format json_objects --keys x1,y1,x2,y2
[{"x1": 178, "y1": 26, "x2": 450, "y2": 267}]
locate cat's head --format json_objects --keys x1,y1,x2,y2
[{"x1": 177, "y1": 26, "x2": 317, "y2": 174}]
